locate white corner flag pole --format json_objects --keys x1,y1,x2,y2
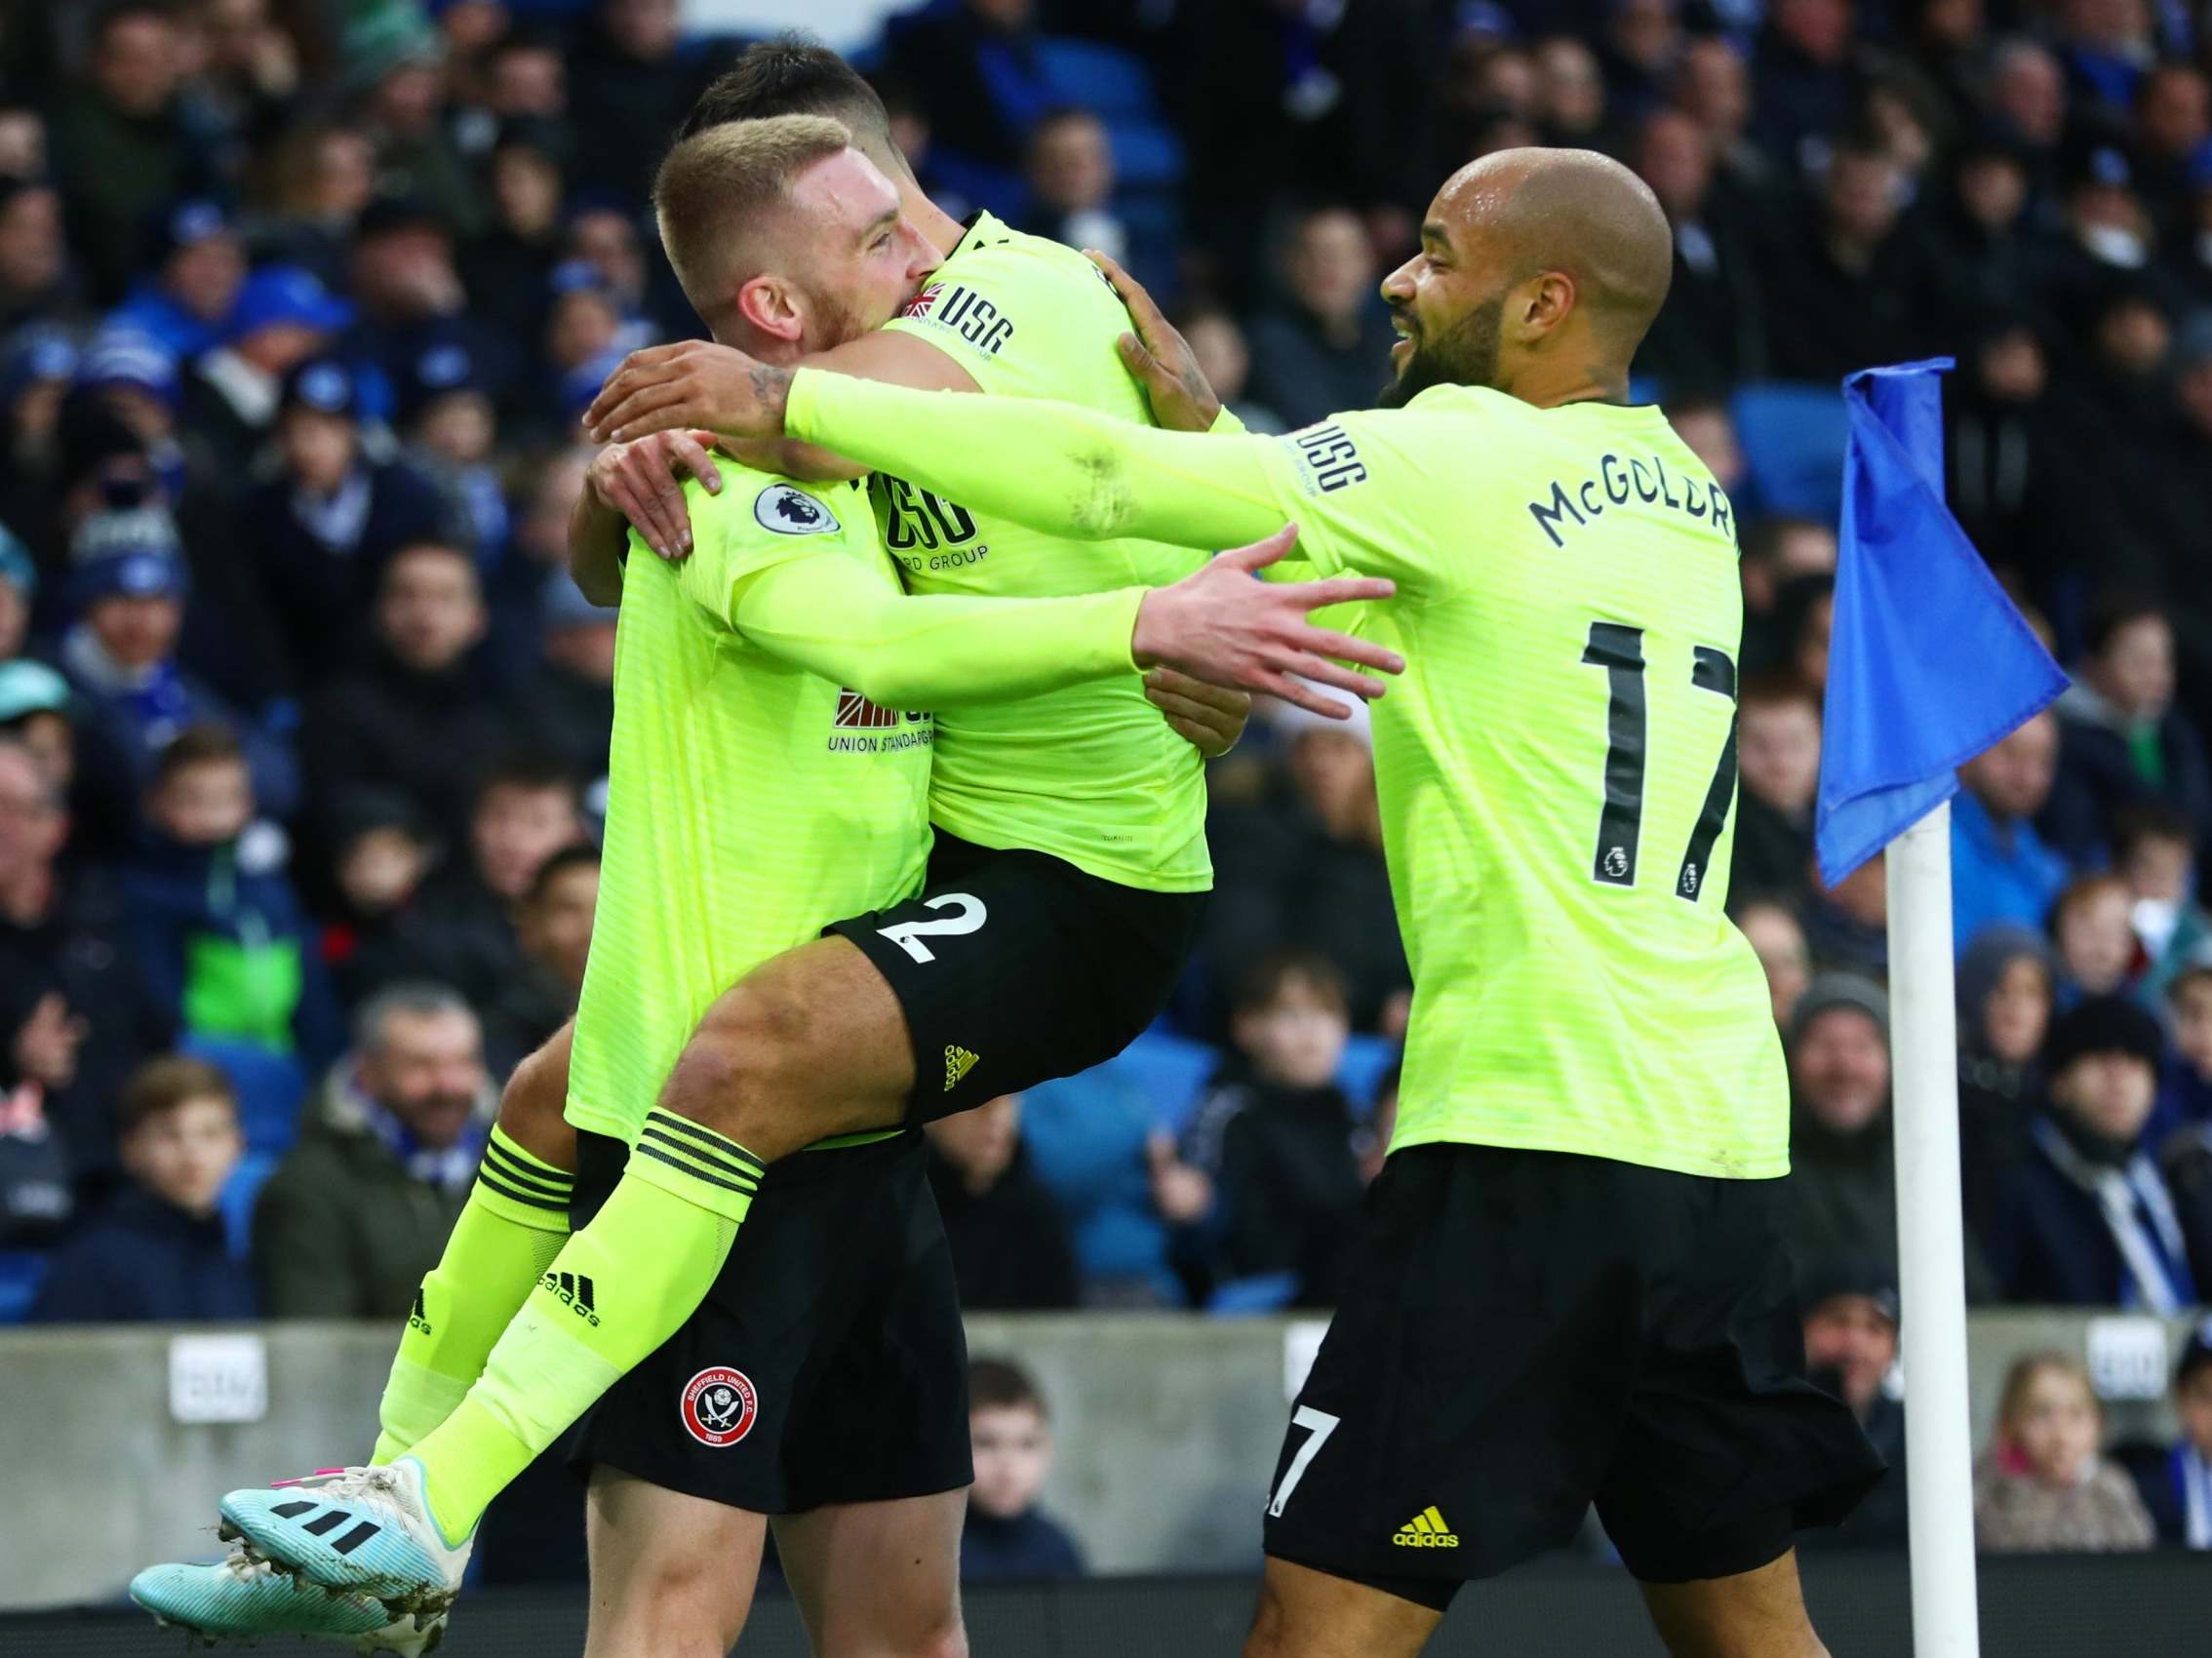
[{"x1": 1885, "y1": 802, "x2": 1982, "y2": 1656}]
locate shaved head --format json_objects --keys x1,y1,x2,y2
[{"x1": 1381, "y1": 146, "x2": 1675, "y2": 409}]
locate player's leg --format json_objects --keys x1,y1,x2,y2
[
  {"x1": 1242, "y1": 1557, "x2": 1442, "y2": 1658},
  {"x1": 581, "y1": 1468, "x2": 767, "y2": 1658},
  {"x1": 374, "y1": 1022, "x2": 580, "y2": 1460},
  {"x1": 774, "y1": 1492, "x2": 968, "y2": 1658},
  {"x1": 1636, "y1": 1550, "x2": 1829, "y2": 1658}
]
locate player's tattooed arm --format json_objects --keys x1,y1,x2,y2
[{"x1": 1089, "y1": 250, "x2": 1221, "y2": 434}]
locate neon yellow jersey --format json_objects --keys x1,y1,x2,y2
[
  {"x1": 566, "y1": 470, "x2": 933, "y2": 1144},
  {"x1": 878, "y1": 211, "x2": 1209, "y2": 892},
  {"x1": 1255, "y1": 388, "x2": 1787, "y2": 1177},
  {"x1": 782, "y1": 371, "x2": 1789, "y2": 1178}
]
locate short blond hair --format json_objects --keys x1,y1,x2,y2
[{"x1": 652, "y1": 113, "x2": 852, "y2": 318}]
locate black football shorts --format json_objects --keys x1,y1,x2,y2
[
  {"x1": 1261, "y1": 1142, "x2": 1885, "y2": 1608},
  {"x1": 565, "y1": 1128, "x2": 971, "y2": 1516},
  {"x1": 828, "y1": 830, "x2": 1206, "y2": 1122}
]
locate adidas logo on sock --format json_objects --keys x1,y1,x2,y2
[
  {"x1": 408, "y1": 1287, "x2": 432, "y2": 1337},
  {"x1": 542, "y1": 1270, "x2": 600, "y2": 1327},
  {"x1": 1392, "y1": 1506, "x2": 1458, "y2": 1548},
  {"x1": 943, "y1": 1046, "x2": 979, "y2": 1091}
]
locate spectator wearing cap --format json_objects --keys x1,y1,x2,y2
[
  {"x1": 397, "y1": 336, "x2": 507, "y2": 572},
  {"x1": 2042, "y1": 598, "x2": 2212, "y2": 866},
  {"x1": 72, "y1": 330, "x2": 188, "y2": 504},
  {"x1": 0, "y1": 178, "x2": 77, "y2": 336},
  {"x1": 300, "y1": 539, "x2": 512, "y2": 852},
  {"x1": 1796, "y1": 1255, "x2": 1909, "y2": 1551},
  {"x1": 1204, "y1": 691, "x2": 1409, "y2": 1038},
  {"x1": 107, "y1": 199, "x2": 246, "y2": 360},
  {"x1": 1952, "y1": 711, "x2": 2071, "y2": 958},
  {"x1": 1779, "y1": 975, "x2": 1901, "y2": 1278},
  {"x1": 182, "y1": 263, "x2": 354, "y2": 489},
  {"x1": 503, "y1": 576, "x2": 614, "y2": 798},
  {"x1": 55, "y1": 494, "x2": 298, "y2": 846},
  {"x1": 2118, "y1": 1318, "x2": 2212, "y2": 1548},
  {"x1": 1244, "y1": 208, "x2": 1402, "y2": 432},
  {"x1": 1982, "y1": 995, "x2": 2207, "y2": 1310},
  {"x1": 47, "y1": 2, "x2": 221, "y2": 302},
  {"x1": 0, "y1": 659, "x2": 75, "y2": 796},
  {"x1": 246, "y1": 355, "x2": 454, "y2": 684},
  {"x1": 0, "y1": 736, "x2": 172, "y2": 1200}
]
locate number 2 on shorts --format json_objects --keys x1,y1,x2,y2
[
  {"x1": 876, "y1": 892, "x2": 987, "y2": 964},
  {"x1": 1267, "y1": 1405, "x2": 1341, "y2": 1518}
]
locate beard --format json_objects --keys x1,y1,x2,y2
[{"x1": 1375, "y1": 294, "x2": 1504, "y2": 409}]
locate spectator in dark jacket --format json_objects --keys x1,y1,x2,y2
[
  {"x1": 1631, "y1": 107, "x2": 1768, "y2": 393},
  {"x1": 245, "y1": 357, "x2": 451, "y2": 686},
  {"x1": 962, "y1": 1357, "x2": 1085, "y2": 1584},
  {"x1": 503, "y1": 577, "x2": 614, "y2": 803},
  {"x1": 1174, "y1": 951, "x2": 1363, "y2": 1308},
  {"x1": 1244, "y1": 207, "x2": 1402, "y2": 430},
  {"x1": 351, "y1": 757, "x2": 583, "y2": 1016},
  {"x1": 108, "y1": 198, "x2": 246, "y2": 362},
  {"x1": 180, "y1": 263, "x2": 354, "y2": 493},
  {"x1": 301, "y1": 538, "x2": 512, "y2": 849},
  {"x1": 480, "y1": 844, "x2": 597, "y2": 1080},
  {"x1": 1759, "y1": 142, "x2": 1929, "y2": 383},
  {"x1": 926, "y1": 1092, "x2": 1078, "y2": 1312},
  {"x1": 1953, "y1": 711, "x2": 2071, "y2": 957},
  {"x1": 122, "y1": 725, "x2": 338, "y2": 1066},
  {"x1": 1731, "y1": 675, "x2": 1821, "y2": 906},
  {"x1": 2118, "y1": 1320, "x2": 2212, "y2": 1549},
  {"x1": 254, "y1": 984, "x2": 493, "y2": 1319},
  {"x1": 1780, "y1": 975, "x2": 1896, "y2": 1274},
  {"x1": 1796, "y1": 1255, "x2": 1908, "y2": 1551},
  {"x1": 566, "y1": 0, "x2": 716, "y2": 205},
  {"x1": 2042, "y1": 599, "x2": 2212, "y2": 866},
  {"x1": 28, "y1": 1055, "x2": 252, "y2": 1323},
  {"x1": 1956, "y1": 926, "x2": 2057, "y2": 1229},
  {"x1": 1983, "y1": 995, "x2": 2206, "y2": 1310}
]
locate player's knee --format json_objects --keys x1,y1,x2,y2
[
  {"x1": 658, "y1": 977, "x2": 815, "y2": 1145},
  {"x1": 597, "y1": 1559, "x2": 750, "y2": 1657},
  {"x1": 496, "y1": 1043, "x2": 575, "y2": 1167}
]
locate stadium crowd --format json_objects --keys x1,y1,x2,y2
[{"x1": 3, "y1": 0, "x2": 2212, "y2": 1564}]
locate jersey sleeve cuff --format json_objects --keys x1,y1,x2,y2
[{"x1": 1208, "y1": 404, "x2": 1247, "y2": 437}]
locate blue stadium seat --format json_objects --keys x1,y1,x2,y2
[
  {"x1": 181, "y1": 1037, "x2": 308, "y2": 1160},
  {"x1": 1107, "y1": 1030, "x2": 1222, "y2": 1133},
  {"x1": 1729, "y1": 380, "x2": 1850, "y2": 524},
  {"x1": 218, "y1": 1152, "x2": 278, "y2": 1260},
  {"x1": 1205, "y1": 1270, "x2": 1300, "y2": 1316},
  {"x1": 0, "y1": 1248, "x2": 47, "y2": 1322},
  {"x1": 1337, "y1": 1035, "x2": 1398, "y2": 1118}
]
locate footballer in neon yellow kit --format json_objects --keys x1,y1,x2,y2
[{"x1": 670, "y1": 146, "x2": 1887, "y2": 1658}]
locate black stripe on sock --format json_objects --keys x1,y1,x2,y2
[
  {"x1": 300, "y1": 1510, "x2": 350, "y2": 1537},
  {"x1": 476, "y1": 1169, "x2": 573, "y2": 1212},
  {"x1": 487, "y1": 1132, "x2": 574, "y2": 1185},
  {"x1": 482, "y1": 1139, "x2": 573, "y2": 1196},
  {"x1": 637, "y1": 1125, "x2": 765, "y2": 1190},
  {"x1": 631, "y1": 1141, "x2": 761, "y2": 1201},
  {"x1": 331, "y1": 1521, "x2": 381, "y2": 1556},
  {"x1": 642, "y1": 1111, "x2": 766, "y2": 1173}
]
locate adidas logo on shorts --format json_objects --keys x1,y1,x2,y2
[
  {"x1": 1393, "y1": 1506, "x2": 1458, "y2": 1548},
  {"x1": 944, "y1": 1045, "x2": 979, "y2": 1091}
]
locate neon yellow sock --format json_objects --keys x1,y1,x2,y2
[
  {"x1": 403, "y1": 1111, "x2": 762, "y2": 1540},
  {"x1": 372, "y1": 1126, "x2": 575, "y2": 1462}
]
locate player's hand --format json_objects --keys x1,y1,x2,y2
[
  {"x1": 1146, "y1": 668, "x2": 1250, "y2": 759},
  {"x1": 1130, "y1": 525, "x2": 1402, "y2": 720},
  {"x1": 588, "y1": 430, "x2": 724, "y2": 562},
  {"x1": 1088, "y1": 250, "x2": 1221, "y2": 433},
  {"x1": 583, "y1": 340, "x2": 793, "y2": 447}
]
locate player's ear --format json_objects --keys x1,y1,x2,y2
[
  {"x1": 735, "y1": 274, "x2": 805, "y2": 345},
  {"x1": 1514, "y1": 271, "x2": 1576, "y2": 341}
]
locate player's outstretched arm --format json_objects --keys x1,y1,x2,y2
[{"x1": 723, "y1": 524, "x2": 1399, "y2": 719}]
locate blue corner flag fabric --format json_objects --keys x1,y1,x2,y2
[{"x1": 1813, "y1": 360, "x2": 2069, "y2": 887}]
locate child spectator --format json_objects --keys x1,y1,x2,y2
[
  {"x1": 1175, "y1": 951, "x2": 1363, "y2": 1308},
  {"x1": 1984, "y1": 996, "x2": 2205, "y2": 1310},
  {"x1": 925, "y1": 1092, "x2": 1078, "y2": 1312},
  {"x1": 2114, "y1": 805, "x2": 2211, "y2": 1000},
  {"x1": 2050, "y1": 873, "x2": 2143, "y2": 1004},
  {"x1": 962, "y1": 1358, "x2": 1085, "y2": 1584},
  {"x1": 480, "y1": 843, "x2": 598, "y2": 1081},
  {"x1": 122, "y1": 724, "x2": 338, "y2": 1064},
  {"x1": 2043, "y1": 600, "x2": 2212, "y2": 864},
  {"x1": 2118, "y1": 1319, "x2": 2212, "y2": 1548},
  {"x1": 1974, "y1": 1352, "x2": 2155, "y2": 1553},
  {"x1": 1731, "y1": 674, "x2": 1821, "y2": 904},
  {"x1": 1735, "y1": 897, "x2": 1812, "y2": 1027},
  {"x1": 27, "y1": 1055, "x2": 252, "y2": 1323}
]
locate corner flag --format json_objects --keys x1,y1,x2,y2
[{"x1": 1813, "y1": 359, "x2": 2068, "y2": 886}]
